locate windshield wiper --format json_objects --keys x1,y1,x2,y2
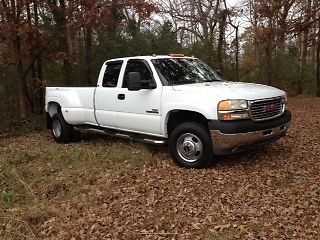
[
  {"x1": 203, "y1": 79, "x2": 221, "y2": 82},
  {"x1": 170, "y1": 80, "x2": 196, "y2": 85}
]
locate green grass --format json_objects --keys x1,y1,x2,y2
[
  {"x1": 0, "y1": 115, "x2": 46, "y2": 138},
  {"x1": 0, "y1": 132, "x2": 164, "y2": 239}
]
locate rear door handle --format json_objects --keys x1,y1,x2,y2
[{"x1": 118, "y1": 94, "x2": 125, "y2": 100}]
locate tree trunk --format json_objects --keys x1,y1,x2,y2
[
  {"x1": 317, "y1": 18, "x2": 320, "y2": 97},
  {"x1": 37, "y1": 54, "x2": 44, "y2": 113},
  {"x1": 235, "y1": 25, "x2": 239, "y2": 82},
  {"x1": 298, "y1": 0, "x2": 312, "y2": 95},
  {"x1": 85, "y1": 26, "x2": 92, "y2": 84},
  {"x1": 266, "y1": 17, "x2": 274, "y2": 86},
  {"x1": 17, "y1": 58, "x2": 28, "y2": 118},
  {"x1": 13, "y1": 0, "x2": 28, "y2": 118},
  {"x1": 217, "y1": 11, "x2": 227, "y2": 73},
  {"x1": 34, "y1": 0, "x2": 44, "y2": 113},
  {"x1": 15, "y1": 38, "x2": 34, "y2": 117},
  {"x1": 49, "y1": 0, "x2": 71, "y2": 84},
  {"x1": 299, "y1": 30, "x2": 308, "y2": 95}
]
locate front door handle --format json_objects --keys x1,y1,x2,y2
[{"x1": 118, "y1": 94, "x2": 125, "y2": 100}]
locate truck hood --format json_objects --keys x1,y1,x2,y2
[{"x1": 172, "y1": 81, "x2": 285, "y2": 100}]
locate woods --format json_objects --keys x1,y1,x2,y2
[
  {"x1": 1, "y1": 2, "x2": 320, "y2": 239},
  {"x1": 1, "y1": 0, "x2": 320, "y2": 118}
]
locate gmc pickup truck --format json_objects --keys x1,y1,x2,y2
[{"x1": 45, "y1": 55, "x2": 292, "y2": 168}]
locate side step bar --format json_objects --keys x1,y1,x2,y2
[{"x1": 74, "y1": 126, "x2": 167, "y2": 145}]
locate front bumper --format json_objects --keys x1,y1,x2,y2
[{"x1": 209, "y1": 110, "x2": 292, "y2": 155}]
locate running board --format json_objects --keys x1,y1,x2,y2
[{"x1": 74, "y1": 126, "x2": 167, "y2": 145}]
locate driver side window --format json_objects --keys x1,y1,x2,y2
[{"x1": 122, "y1": 60, "x2": 155, "y2": 88}]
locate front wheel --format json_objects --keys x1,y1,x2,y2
[{"x1": 169, "y1": 122, "x2": 213, "y2": 169}]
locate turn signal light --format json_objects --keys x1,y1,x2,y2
[
  {"x1": 218, "y1": 101, "x2": 231, "y2": 111},
  {"x1": 219, "y1": 112, "x2": 250, "y2": 121}
]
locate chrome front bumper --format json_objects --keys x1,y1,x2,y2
[{"x1": 210, "y1": 122, "x2": 291, "y2": 155}]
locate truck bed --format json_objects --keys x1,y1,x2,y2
[{"x1": 46, "y1": 87, "x2": 97, "y2": 125}]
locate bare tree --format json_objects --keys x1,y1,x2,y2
[{"x1": 155, "y1": 0, "x2": 221, "y2": 64}]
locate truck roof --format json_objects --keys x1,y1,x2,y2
[{"x1": 105, "y1": 55, "x2": 196, "y2": 63}]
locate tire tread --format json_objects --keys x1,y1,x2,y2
[{"x1": 168, "y1": 122, "x2": 213, "y2": 168}]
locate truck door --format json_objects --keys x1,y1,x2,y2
[
  {"x1": 95, "y1": 60, "x2": 123, "y2": 128},
  {"x1": 116, "y1": 59, "x2": 162, "y2": 136}
]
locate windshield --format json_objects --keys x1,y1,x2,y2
[{"x1": 151, "y1": 58, "x2": 223, "y2": 85}]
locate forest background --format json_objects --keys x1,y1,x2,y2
[{"x1": 1, "y1": 0, "x2": 320, "y2": 119}]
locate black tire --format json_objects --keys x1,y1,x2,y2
[
  {"x1": 51, "y1": 112, "x2": 73, "y2": 143},
  {"x1": 72, "y1": 129, "x2": 82, "y2": 142},
  {"x1": 169, "y1": 122, "x2": 213, "y2": 169}
]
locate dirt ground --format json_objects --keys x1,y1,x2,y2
[{"x1": 0, "y1": 97, "x2": 319, "y2": 239}]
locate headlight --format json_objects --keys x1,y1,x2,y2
[
  {"x1": 218, "y1": 99, "x2": 248, "y2": 111},
  {"x1": 218, "y1": 99, "x2": 250, "y2": 121}
]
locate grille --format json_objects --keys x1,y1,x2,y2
[{"x1": 250, "y1": 97, "x2": 284, "y2": 121}]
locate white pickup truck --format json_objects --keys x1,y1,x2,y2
[{"x1": 45, "y1": 55, "x2": 292, "y2": 168}]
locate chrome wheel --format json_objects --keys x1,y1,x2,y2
[
  {"x1": 176, "y1": 133, "x2": 203, "y2": 163},
  {"x1": 52, "y1": 119, "x2": 62, "y2": 138}
]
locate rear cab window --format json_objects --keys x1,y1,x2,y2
[{"x1": 102, "y1": 61, "x2": 123, "y2": 87}]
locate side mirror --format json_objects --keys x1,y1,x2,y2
[
  {"x1": 148, "y1": 81, "x2": 157, "y2": 89},
  {"x1": 128, "y1": 72, "x2": 142, "y2": 91}
]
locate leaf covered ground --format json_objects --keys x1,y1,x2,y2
[{"x1": 0, "y1": 97, "x2": 319, "y2": 239}]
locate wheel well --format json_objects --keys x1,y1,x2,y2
[
  {"x1": 47, "y1": 102, "x2": 61, "y2": 117},
  {"x1": 47, "y1": 102, "x2": 61, "y2": 129},
  {"x1": 167, "y1": 110, "x2": 208, "y2": 136}
]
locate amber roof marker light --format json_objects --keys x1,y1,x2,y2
[{"x1": 170, "y1": 53, "x2": 185, "y2": 57}]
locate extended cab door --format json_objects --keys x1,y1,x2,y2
[
  {"x1": 95, "y1": 60, "x2": 124, "y2": 128},
  {"x1": 116, "y1": 59, "x2": 162, "y2": 136}
]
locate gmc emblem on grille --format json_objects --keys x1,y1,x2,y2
[{"x1": 265, "y1": 104, "x2": 276, "y2": 112}]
